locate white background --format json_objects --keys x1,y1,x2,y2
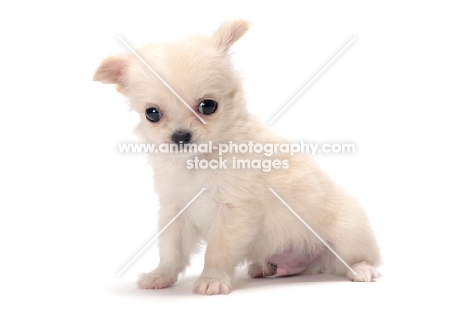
[{"x1": 1, "y1": 1, "x2": 467, "y2": 310}]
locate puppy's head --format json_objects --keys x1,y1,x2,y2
[{"x1": 94, "y1": 20, "x2": 251, "y2": 147}]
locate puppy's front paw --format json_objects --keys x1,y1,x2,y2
[
  {"x1": 138, "y1": 272, "x2": 177, "y2": 289},
  {"x1": 193, "y1": 278, "x2": 230, "y2": 295}
]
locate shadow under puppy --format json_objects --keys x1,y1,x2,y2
[{"x1": 94, "y1": 19, "x2": 380, "y2": 295}]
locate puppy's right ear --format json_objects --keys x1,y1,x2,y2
[{"x1": 93, "y1": 55, "x2": 130, "y2": 92}]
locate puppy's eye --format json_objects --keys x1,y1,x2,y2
[
  {"x1": 198, "y1": 99, "x2": 218, "y2": 115},
  {"x1": 145, "y1": 107, "x2": 161, "y2": 122}
]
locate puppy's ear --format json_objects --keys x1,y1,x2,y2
[
  {"x1": 93, "y1": 55, "x2": 130, "y2": 92},
  {"x1": 213, "y1": 19, "x2": 251, "y2": 52}
]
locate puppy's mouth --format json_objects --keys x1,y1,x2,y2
[
  {"x1": 165, "y1": 139, "x2": 223, "y2": 157},
  {"x1": 167, "y1": 141, "x2": 200, "y2": 154}
]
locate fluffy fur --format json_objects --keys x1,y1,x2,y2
[{"x1": 94, "y1": 20, "x2": 380, "y2": 295}]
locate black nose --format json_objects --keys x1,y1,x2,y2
[{"x1": 171, "y1": 130, "x2": 192, "y2": 144}]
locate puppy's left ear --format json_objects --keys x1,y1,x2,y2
[{"x1": 213, "y1": 19, "x2": 251, "y2": 53}]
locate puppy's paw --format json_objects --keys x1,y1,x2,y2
[
  {"x1": 193, "y1": 278, "x2": 230, "y2": 295},
  {"x1": 138, "y1": 272, "x2": 177, "y2": 289},
  {"x1": 248, "y1": 263, "x2": 276, "y2": 278},
  {"x1": 347, "y1": 261, "x2": 379, "y2": 282}
]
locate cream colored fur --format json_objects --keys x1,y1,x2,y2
[{"x1": 94, "y1": 20, "x2": 380, "y2": 295}]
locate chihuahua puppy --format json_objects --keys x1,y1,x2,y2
[{"x1": 94, "y1": 20, "x2": 380, "y2": 295}]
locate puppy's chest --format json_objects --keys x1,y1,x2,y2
[
  {"x1": 154, "y1": 157, "x2": 242, "y2": 233},
  {"x1": 185, "y1": 173, "x2": 232, "y2": 233}
]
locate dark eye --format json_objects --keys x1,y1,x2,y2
[
  {"x1": 198, "y1": 99, "x2": 218, "y2": 115},
  {"x1": 145, "y1": 107, "x2": 161, "y2": 122}
]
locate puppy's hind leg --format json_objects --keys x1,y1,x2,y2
[
  {"x1": 330, "y1": 211, "x2": 381, "y2": 282},
  {"x1": 347, "y1": 261, "x2": 380, "y2": 282},
  {"x1": 248, "y1": 262, "x2": 276, "y2": 278}
]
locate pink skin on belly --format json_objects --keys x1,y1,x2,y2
[{"x1": 267, "y1": 250, "x2": 319, "y2": 277}]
